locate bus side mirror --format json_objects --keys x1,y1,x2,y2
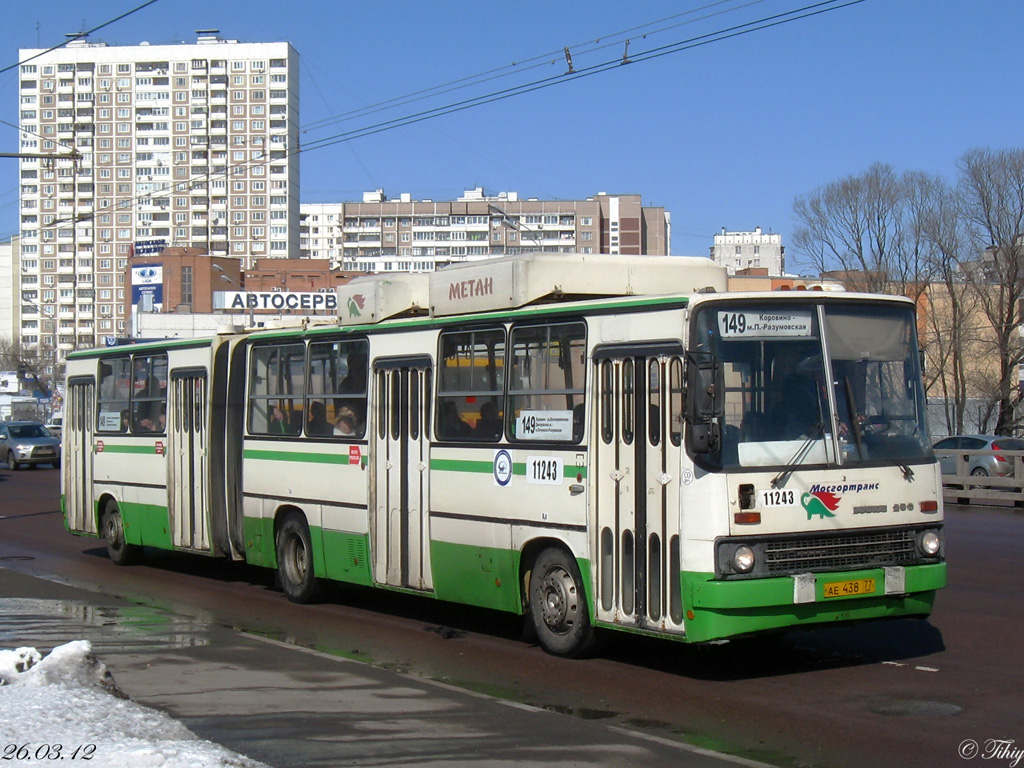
[{"x1": 685, "y1": 351, "x2": 722, "y2": 455}]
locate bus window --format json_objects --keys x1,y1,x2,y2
[
  {"x1": 248, "y1": 343, "x2": 305, "y2": 435},
  {"x1": 131, "y1": 353, "x2": 168, "y2": 432},
  {"x1": 308, "y1": 339, "x2": 368, "y2": 438},
  {"x1": 648, "y1": 359, "x2": 661, "y2": 446},
  {"x1": 436, "y1": 328, "x2": 505, "y2": 441},
  {"x1": 97, "y1": 356, "x2": 131, "y2": 432},
  {"x1": 508, "y1": 322, "x2": 586, "y2": 443},
  {"x1": 669, "y1": 357, "x2": 684, "y2": 447}
]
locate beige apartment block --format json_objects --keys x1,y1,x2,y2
[
  {"x1": 300, "y1": 188, "x2": 670, "y2": 272},
  {"x1": 16, "y1": 32, "x2": 299, "y2": 361}
]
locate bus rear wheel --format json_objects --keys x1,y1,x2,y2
[
  {"x1": 101, "y1": 503, "x2": 140, "y2": 566},
  {"x1": 528, "y1": 547, "x2": 595, "y2": 658},
  {"x1": 276, "y1": 513, "x2": 319, "y2": 603}
]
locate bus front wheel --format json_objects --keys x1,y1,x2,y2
[
  {"x1": 101, "y1": 503, "x2": 140, "y2": 566},
  {"x1": 276, "y1": 513, "x2": 319, "y2": 603},
  {"x1": 528, "y1": 547, "x2": 595, "y2": 658}
]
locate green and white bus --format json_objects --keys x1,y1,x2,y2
[{"x1": 62, "y1": 254, "x2": 945, "y2": 657}]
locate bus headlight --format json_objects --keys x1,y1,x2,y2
[
  {"x1": 733, "y1": 545, "x2": 755, "y2": 573},
  {"x1": 918, "y1": 530, "x2": 941, "y2": 556}
]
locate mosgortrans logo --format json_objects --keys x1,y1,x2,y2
[
  {"x1": 801, "y1": 491, "x2": 840, "y2": 519},
  {"x1": 800, "y1": 482, "x2": 880, "y2": 520}
]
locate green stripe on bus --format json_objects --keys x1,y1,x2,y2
[
  {"x1": 244, "y1": 449, "x2": 355, "y2": 465},
  {"x1": 431, "y1": 457, "x2": 586, "y2": 479},
  {"x1": 97, "y1": 444, "x2": 161, "y2": 454}
]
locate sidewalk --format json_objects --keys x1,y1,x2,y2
[{"x1": 0, "y1": 568, "x2": 770, "y2": 768}]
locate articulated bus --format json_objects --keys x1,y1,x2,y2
[{"x1": 62, "y1": 254, "x2": 945, "y2": 657}]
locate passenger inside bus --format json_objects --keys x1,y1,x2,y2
[
  {"x1": 307, "y1": 401, "x2": 332, "y2": 436},
  {"x1": 333, "y1": 407, "x2": 357, "y2": 437},
  {"x1": 439, "y1": 400, "x2": 472, "y2": 439},
  {"x1": 474, "y1": 401, "x2": 502, "y2": 440}
]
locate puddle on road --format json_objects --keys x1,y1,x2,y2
[{"x1": 0, "y1": 598, "x2": 211, "y2": 653}]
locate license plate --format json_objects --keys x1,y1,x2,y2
[
  {"x1": 36, "y1": 449, "x2": 54, "y2": 456},
  {"x1": 823, "y1": 578, "x2": 876, "y2": 599}
]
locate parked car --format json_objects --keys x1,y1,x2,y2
[
  {"x1": 0, "y1": 421, "x2": 62, "y2": 470},
  {"x1": 932, "y1": 435, "x2": 1024, "y2": 477}
]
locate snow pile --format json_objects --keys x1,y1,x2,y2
[{"x1": 0, "y1": 641, "x2": 268, "y2": 768}]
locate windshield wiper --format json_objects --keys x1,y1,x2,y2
[{"x1": 771, "y1": 422, "x2": 824, "y2": 489}]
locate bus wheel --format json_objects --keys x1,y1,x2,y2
[
  {"x1": 101, "y1": 503, "x2": 140, "y2": 566},
  {"x1": 276, "y1": 514, "x2": 319, "y2": 604},
  {"x1": 529, "y1": 547, "x2": 595, "y2": 658}
]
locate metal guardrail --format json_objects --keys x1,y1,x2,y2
[{"x1": 936, "y1": 448, "x2": 1024, "y2": 507}]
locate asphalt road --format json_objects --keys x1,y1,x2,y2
[{"x1": 1, "y1": 466, "x2": 1021, "y2": 768}]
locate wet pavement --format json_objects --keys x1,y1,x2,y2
[{"x1": 0, "y1": 568, "x2": 772, "y2": 768}]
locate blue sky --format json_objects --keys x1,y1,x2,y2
[{"x1": 1, "y1": 0, "x2": 1021, "y2": 272}]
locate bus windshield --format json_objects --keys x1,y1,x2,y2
[{"x1": 692, "y1": 301, "x2": 932, "y2": 470}]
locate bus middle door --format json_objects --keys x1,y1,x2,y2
[
  {"x1": 167, "y1": 370, "x2": 210, "y2": 552},
  {"x1": 372, "y1": 356, "x2": 433, "y2": 591}
]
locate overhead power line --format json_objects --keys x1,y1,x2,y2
[{"x1": 0, "y1": 0, "x2": 864, "y2": 243}]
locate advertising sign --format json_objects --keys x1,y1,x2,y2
[
  {"x1": 130, "y1": 264, "x2": 164, "y2": 312},
  {"x1": 213, "y1": 291, "x2": 339, "y2": 313}
]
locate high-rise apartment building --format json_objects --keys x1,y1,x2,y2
[
  {"x1": 300, "y1": 188, "x2": 670, "y2": 272},
  {"x1": 710, "y1": 227, "x2": 785, "y2": 275},
  {"x1": 16, "y1": 32, "x2": 299, "y2": 367}
]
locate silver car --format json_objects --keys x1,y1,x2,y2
[
  {"x1": 933, "y1": 435, "x2": 1024, "y2": 477},
  {"x1": 0, "y1": 421, "x2": 62, "y2": 470}
]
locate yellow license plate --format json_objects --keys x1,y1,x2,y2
[{"x1": 823, "y1": 578, "x2": 876, "y2": 599}]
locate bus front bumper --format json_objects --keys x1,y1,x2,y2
[{"x1": 681, "y1": 562, "x2": 946, "y2": 643}]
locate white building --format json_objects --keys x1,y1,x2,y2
[
  {"x1": 710, "y1": 227, "x2": 785, "y2": 275},
  {"x1": 300, "y1": 188, "x2": 671, "y2": 273},
  {"x1": 16, "y1": 32, "x2": 299, "y2": 366}
]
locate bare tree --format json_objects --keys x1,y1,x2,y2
[
  {"x1": 792, "y1": 163, "x2": 933, "y2": 296},
  {"x1": 916, "y1": 175, "x2": 976, "y2": 435},
  {"x1": 0, "y1": 335, "x2": 50, "y2": 396},
  {"x1": 956, "y1": 147, "x2": 1024, "y2": 436}
]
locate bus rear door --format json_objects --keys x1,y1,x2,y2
[
  {"x1": 372, "y1": 356, "x2": 433, "y2": 591},
  {"x1": 64, "y1": 377, "x2": 97, "y2": 534}
]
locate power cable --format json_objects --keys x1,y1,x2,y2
[
  {"x1": 0, "y1": 0, "x2": 163, "y2": 76},
  {"x1": 1, "y1": 0, "x2": 865, "y2": 243},
  {"x1": 300, "y1": 0, "x2": 766, "y2": 134}
]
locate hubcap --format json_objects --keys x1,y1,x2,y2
[
  {"x1": 284, "y1": 536, "x2": 307, "y2": 584},
  {"x1": 105, "y1": 514, "x2": 123, "y2": 548},
  {"x1": 539, "y1": 566, "x2": 578, "y2": 634}
]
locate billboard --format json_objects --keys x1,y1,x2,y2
[
  {"x1": 131, "y1": 264, "x2": 164, "y2": 312},
  {"x1": 213, "y1": 291, "x2": 338, "y2": 313}
]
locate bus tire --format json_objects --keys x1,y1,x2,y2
[
  {"x1": 528, "y1": 547, "x2": 595, "y2": 658},
  {"x1": 101, "y1": 503, "x2": 140, "y2": 566},
  {"x1": 276, "y1": 513, "x2": 319, "y2": 604}
]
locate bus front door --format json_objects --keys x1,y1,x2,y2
[
  {"x1": 167, "y1": 371, "x2": 211, "y2": 552},
  {"x1": 372, "y1": 358, "x2": 433, "y2": 591},
  {"x1": 593, "y1": 347, "x2": 686, "y2": 634},
  {"x1": 64, "y1": 378, "x2": 97, "y2": 534}
]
